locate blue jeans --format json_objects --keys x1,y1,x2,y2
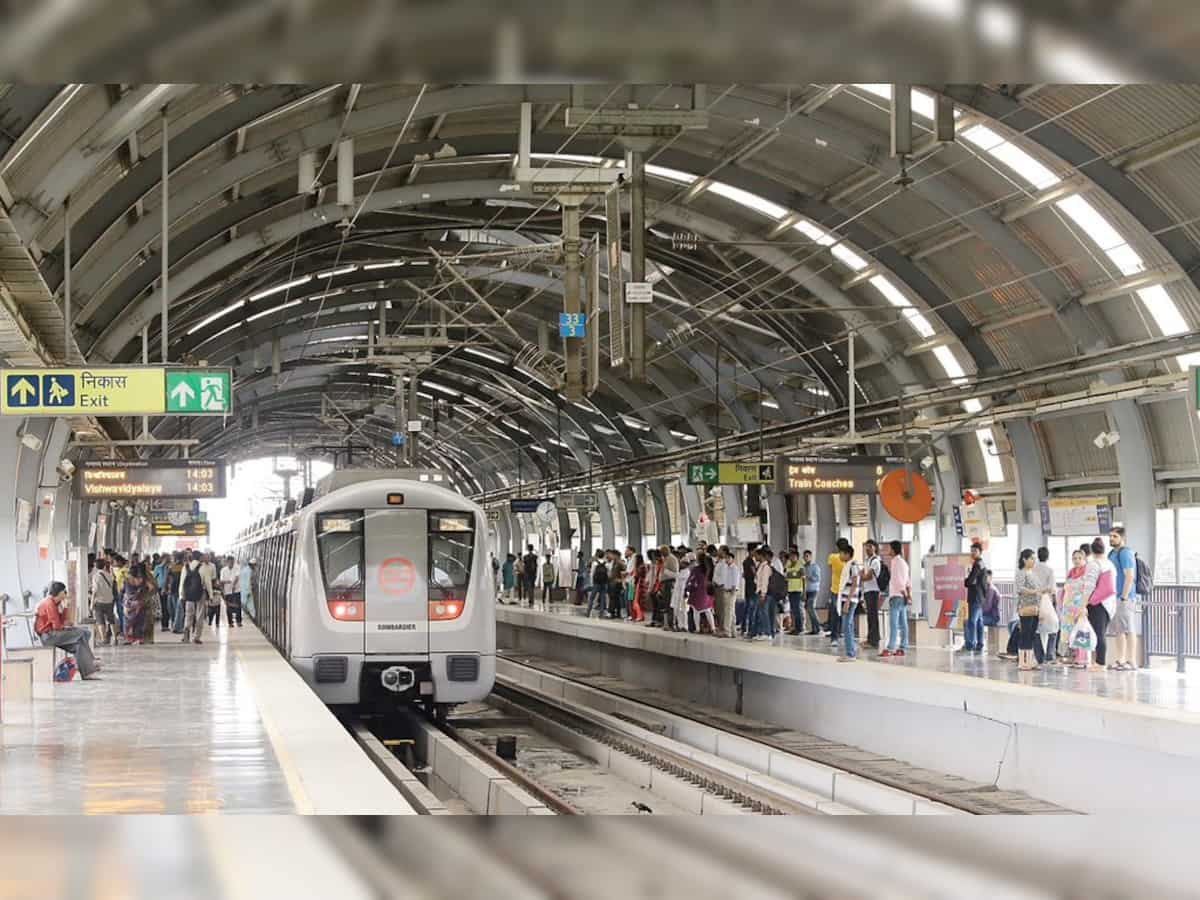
[
  {"x1": 585, "y1": 585, "x2": 607, "y2": 618},
  {"x1": 173, "y1": 594, "x2": 186, "y2": 631},
  {"x1": 842, "y1": 600, "x2": 859, "y2": 657},
  {"x1": 749, "y1": 594, "x2": 777, "y2": 637},
  {"x1": 787, "y1": 592, "x2": 804, "y2": 631},
  {"x1": 887, "y1": 596, "x2": 909, "y2": 651},
  {"x1": 963, "y1": 600, "x2": 983, "y2": 650},
  {"x1": 804, "y1": 593, "x2": 819, "y2": 632}
]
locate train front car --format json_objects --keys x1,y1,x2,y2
[{"x1": 290, "y1": 477, "x2": 496, "y2": 717}]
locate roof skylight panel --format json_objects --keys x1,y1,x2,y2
[
  {"x1": 706, "y1": 182, "x2": 788, "y2": 220},
  {"x1": 645, "y1": 163, "x2": 698, "y2": 184},
  {"x1": 794, "y1": 220, "x2": 836, "y2": 246},
  {"x1": 831, "y1": 243, "x2": 869, "y2": 271}
]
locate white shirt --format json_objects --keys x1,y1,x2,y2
[
  {"x1": 862, "y1": 555, "x2": 881, "y2": 590},
  {"x1": 770, "y1": 557, "x2": 785, "y2": 575},
  {"x1": 838, "y1": 559, "x2": 861, "y2": 600},
  {"x1": 219, "y1": 564, "x2": 240, "y2": 595},
  {"x1": 714, "y1": 560, "x2": 740, "y2": 592}
]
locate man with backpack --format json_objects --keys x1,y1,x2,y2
[
  {"x1": 861, "y1": 540, "x2": 884, "y2": 650},
  {"x1": 1108, "y1": 527, "x2": 1141, "y2": 671},
  {"x1": 180, "y1": 551, "x2": 208, "y2": 644}
]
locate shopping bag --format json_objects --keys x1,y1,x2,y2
[{"x1": 1071, "y1": 617, "x2": 1095, "y2": 651}]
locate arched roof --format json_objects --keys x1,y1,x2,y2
[{"x1": 2, "y1": 82, "x2": 1199, "y2": 503}]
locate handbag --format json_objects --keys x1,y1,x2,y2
[{"x1": 1071, "y1": 617, "x2": 1096, "y2": 651}]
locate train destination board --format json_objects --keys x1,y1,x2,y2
[
  {"x1": 777, "y1": 455, "x2": 906, "y2": 494},
  {"x1": 75, "y1": 459, "x2": 228, "y2": 500},
  {"x1": 151, "y1": 521, "x2": 211, "y2": 537}
]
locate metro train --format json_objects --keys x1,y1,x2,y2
[{"x1": 233, "y1": 470, "x2": 496, "y2": 717}]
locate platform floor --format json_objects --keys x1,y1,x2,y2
[
  {"x1": 0, "y1": 625, "x2": 295, "y2": 813},
  {"x1": 0, "y1": 620, "x2": 414, "y2": 815},
  {"x1": 506, "y1": 601, "x2": 1199, "y2": 715}
]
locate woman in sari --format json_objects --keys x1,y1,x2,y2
[
  {"x1": 122, "y1": 564, "x2": 151, "y2": 645},
  {"x1": 501, "y1": 554, "x2": 516, "y2": 603},
  {"x1": 630, "y1": 553, "x2": 647, "y2": 622}
]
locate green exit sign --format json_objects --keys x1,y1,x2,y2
[
  {"x1": 166, "y1": 370, "x2": 232, "y2": 414},
  {"x1": 1194, "y1": 366, "x2": 1200, "y2": 412}
]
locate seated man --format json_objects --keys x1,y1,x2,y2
[{"x1": 35, "y1": 581, "x2": 100, "y2": 680}]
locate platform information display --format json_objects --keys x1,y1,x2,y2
[
  {"x1": 0, "y1": 367, "x2": 232, "y2": 416},
  {"x1": 777, "y1": 455, "x2": 904, "y2": 494},
  {"x1": 1039, "y1": 497, "x2": 1112, "y2": 536},
  {"x1": 686, "y1": 462, "x2": 776, "y2": 486},
  {"x1": 75, "y1": 459, "x2": 228, "y2": 500},
  {"x1": 557, "y1": 493, "x2": 598, "y2": 510},
  {"x1": 151, "y1": 522, "x2": 210, "y2": 537}
]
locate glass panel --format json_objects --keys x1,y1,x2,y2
[
  {"x1": 1156, "y1": 508, "x2": 1176, "y2": 584},
  {"x1": 317, "y1": 511, "x2": 364, "y2": 602},
  {"x1": 430, "y1": 526, "x2": 474, "y2": 598},
  {"x1": 1177, "y1": 508, "x2": 1200, "y2": 584}
]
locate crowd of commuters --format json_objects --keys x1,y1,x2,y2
[
  {"x1": 497, "y1": 525, "x2": 1146, "y2": 675},
  {"x1": 78, "y1": 549, "x2": 246, "y2": 648}
]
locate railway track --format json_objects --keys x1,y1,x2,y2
[{"x1": 497, "y1": 653, "x2": 1073, "y2": 815}]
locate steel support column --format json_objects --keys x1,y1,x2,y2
[
  {"x1": 628, "y1": 149, "x2": 646, "y2": 381},
  {"x1": 1007, "y1": 418, "x2": 1049, "y2": 549},
  {"x1": 765, "y1": 490, "x2": 789, "y2": 551},
  {"x1": 649, "y1": 479, "x2": 671, "y2": 550},
  {"x1": 618, "y1": 483, "x2": 642, "y2": 552}
]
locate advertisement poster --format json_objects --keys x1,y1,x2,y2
[
  {"x1": 929, "y1": 553, "x2": 973, "y2": 630},
  {"x1": 1039, "y1": 497, "x2": 1112, "y2": 536}
]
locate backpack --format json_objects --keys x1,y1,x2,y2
[
  {"x1": 54, "y1": 657, "x2": 78, "y2": 682},
  {"x1": 183, "y1": 566, "x2": 205, "y2": 604},
  {"x1": 767, "y1": 567, "x2": 787, "y2": 597},
  {"x1": 875, "y1": 559, "x2": 891, "y2": 594},
  {"x1": 1134, "y1": 553, "x2": 1152, "y2": 596}
]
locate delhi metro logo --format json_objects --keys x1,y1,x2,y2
[{"x1": 378, "y1": 557, "x2": 417, "y2": 595}]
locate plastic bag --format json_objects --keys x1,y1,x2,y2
[
  {"x1": 1071, "y1": 617, "x2": 1095, "y2": 651},
  {"x1": 1038, "y1": 594, "x2": 1060, "y2": 635}
]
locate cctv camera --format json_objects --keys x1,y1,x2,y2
[{"x1": 56, "y1": 459, "x2": 75, "y2": 482}]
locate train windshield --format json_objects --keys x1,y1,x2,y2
[
  {"x1": 428, "y1": 512, "x2": 474, "y2": 600},
  {"x1": 316, "y1": 512, "x2": 365, "y2": 606}
]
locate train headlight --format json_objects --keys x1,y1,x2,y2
[{"x1": 428, "y1": 597, "x2": 465, "y2": 621}]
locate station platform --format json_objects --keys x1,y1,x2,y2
[
  {"x1": 497, "y1": 603, "x2": 1200, "y2": 813},
  {"x1": 0, "y1": 621, "x2": 414, "y2": 815}
]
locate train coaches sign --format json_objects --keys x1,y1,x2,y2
[
  {"x1": 777, "y1": 455, "x2": 905, "y2": 494},
  {"x1": 75, "y1": 459, "x2": 228, "y2": 500}
]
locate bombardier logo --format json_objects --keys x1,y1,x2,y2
[{"x1": 377, "y1": 622, "x2": 418, "y2": 631}]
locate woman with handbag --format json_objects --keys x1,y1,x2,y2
[{"x1": 1014, "y1": 549, "x2": 1042, "y2": 671}]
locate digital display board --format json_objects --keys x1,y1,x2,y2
[
  {"x1": 76, "y1": 459, "x2": 227, "y2": 500},
  {"x1": 510, "y1": 498, "x2": 554, "y2": 514},
  {"x1": 151, "y1": 521, "x2": 210, "y2": 537},
  {"x1": 777, "y1": 455, "x2": 905, "y2": 494}
]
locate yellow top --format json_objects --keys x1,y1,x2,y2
[{"x1": 827, "y1": 552, "x2": 845, "y2": 597}]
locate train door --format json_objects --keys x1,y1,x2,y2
[{"x1": 364, "y1": 509, "x2": 429, "y2": 655}]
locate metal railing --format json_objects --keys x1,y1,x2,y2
[{"x1": 988, "y1": 581, "x2": 1200, "y2": 673}]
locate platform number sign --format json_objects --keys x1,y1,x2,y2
[{"x1": 559, "y1": 312, "x2": 586, "y2": 338}]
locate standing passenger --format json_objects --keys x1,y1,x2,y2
[
  {"x1": 541, "y1": 553, "x2": 556, "y2": 608},
  {"x1": 962, "y1": 543, "x2": 987, "y2": 653},
  {"x1": 881, "y1": 540, "x2": 911, "y2": 658},
  {"x1": 861, "y1": 540, "x2": 883, "y2": 649},
  {"x1": 1107, "y1": 527, "x2": 1138, "y2": 671},
  {"x1": 501, "y1": 554, "x2": 516, "y2": 603},
  {"x1": 1059, "y1": 548, "x2": 1095, "y2": 668},
  {"x1": 826, "y1": 540, "x2": 849, "y2": 645},
  {"x1": 522, "y1": 545, "x2": 539, "y2": 609},
  {"x1": 180, "y1": 551, "x2": 208, "y2": 644},
  {"x1": 514, "y1": 554, "x2": 526, "y2": 604},
  {"x1": 685, "y1": 553, "x2": 715, "y2": 634},
  {"x1": 1014, "y1": 549, "x2": 1042, "y2": 671},
  {"x1": 221, "y1": 555, "x2": 243, "y2": 627},
  {"x1": 586, "y1": 550, "x2": 608, "y2": 618},
  {"x1": 835, "y1": 545, "x2": 862, "y2": 662},
  {"x1": 784, "y1": 551, "x2": 805, "y2": 636},
  {"x1": 1033, "y1": 547, "x2": 1058, "y2": 661},
  {"x1": 170, "y1": 552, "x2": 186, "y2": 633},
  {"x1": 201, "y1": 553, "x2": 222, "y2": 628},
  {"x1": 121, "y1": 564, "x2": 151, "y2": 645},
  {"x1": 802, "y1": 550, "x2": 821, "y2": 635},
  {"x1": 1087, "y1": 538, "x2": 1117, "y2": 670},
  {"x1": 657, "y1": 545, "x2": 678, "y2": 628},
  {"x1": 671, "y1": 552, "x2": 692, "y2": 631},
  {"x1": 90, "y1": 559, "x2": 119, "y2": 646}
]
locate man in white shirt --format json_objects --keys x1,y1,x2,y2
[
  {"x1": 713, "y1": 546, "x2": 741, "y2": 638},
  {"x1": 199, "y1": 553, "x2": 221, "y2": 630},
  {"x1": 219, "y1": 555, "x2": 243, "y2": 627},
  {"x1": 836, "y1": 545, "x2": 862, "y2": 662},
  {"x1": 861, "y1": 540, "x2": 883, "y2": 649}
]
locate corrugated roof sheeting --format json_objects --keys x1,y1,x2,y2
[
  {"x1": 1145, "y1": 395, "x2": 1200, "y2": 470},
  {"x1": 1037, "y1": 411, "x2": 1118, "y2": 480}
]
